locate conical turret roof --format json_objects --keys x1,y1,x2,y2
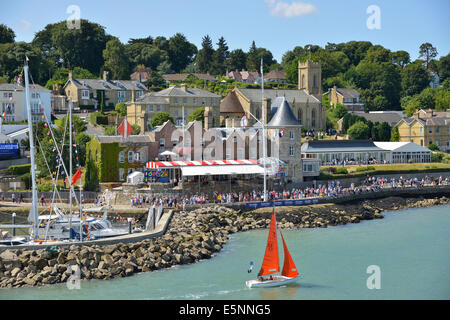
[{"x1": 267, "y1": 97, "x2": 302, "y2": 128}]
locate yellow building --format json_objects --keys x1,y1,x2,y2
[
  {"x1": 396, "y1": 109, "x2": 450, "y2": 152},
  {"x1": 126, "y1": 84, "x2": 221, "y2": 132},
  {"x1": 63, "y1": 71, "x2": 147, "y2": 109}
]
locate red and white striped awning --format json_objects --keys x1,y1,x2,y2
[{"x1": 145, "y1": 159, "x2": 259, "y2": 169}]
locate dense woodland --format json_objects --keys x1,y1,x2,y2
[{"x1": 0, "y1": 20, "x2": 449, "y2": 115}]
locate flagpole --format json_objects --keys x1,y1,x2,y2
[
  {"x1": 24, "y1": 59, "x2": 39, "y2": 240},
  {"x1": 69, "y1": 99, "x2": 73, "y2": 239},
  {"x1": 261, "y1": 58, "x2": 267, "y2": 202}
]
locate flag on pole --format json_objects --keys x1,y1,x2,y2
[
  {"x1": 279, "y1": 129, "x2": 285, "y2": 137},
  {"x1": 71, "y1": 168, "x2": 82, "y2": 186},
  {"x1": 118, "y1": 119, "x2": 133, "y2": 139},
  {"x1": 240, "y1": 114, "x2": 248, "y2": 127}
]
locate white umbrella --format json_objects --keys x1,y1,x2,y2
[{"x1": 159, "y1": 150, "x2": 177, "y2": 156}]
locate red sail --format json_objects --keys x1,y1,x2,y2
[
  {"x1": 280, "y1": 231, "x2": 299, "y2": 278},
  {"x1": 258, "y1": 210, "x2": 279, "y2": 276}
]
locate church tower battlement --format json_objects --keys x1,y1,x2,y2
[{"x1": 298, "y1": 59, "x2": 322, "y2": 96}]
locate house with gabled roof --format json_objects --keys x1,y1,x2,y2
[
  {"x1": 328, "y1": 85, "x2": 365, "y2": 111},
  {"x1": 63, "y1": 71, "x2": 147, "y2": 109},
  {"x1": 126, "y1": 84, "x2": 221, "y2": 132}
]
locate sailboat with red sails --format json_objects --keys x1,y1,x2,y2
[{"x1": 246, "y1": 208, "x2": 300, "y2": 288}]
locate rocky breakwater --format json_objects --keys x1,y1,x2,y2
[{"x1": 0, "y1": 195, "x2": 449, "y2": 288}]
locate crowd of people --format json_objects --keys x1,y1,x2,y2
[{"x1": 128, "y1": 175, "x2": 450, "y2": 208}]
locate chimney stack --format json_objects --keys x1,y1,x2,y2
[
  {"x1": 68, "y1": 70, "x2": 73, "y2": 80},
  {"x1": 181, "y1": 83, "x2": 188, "y2": 92},
  {"x1": 103, "y1": 71, "x2": 109, "y2": 81},
  {"x1": 131, "y1": 88, "x2": 135, "y2": 103}
]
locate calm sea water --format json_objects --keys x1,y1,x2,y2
[{"x1": 1, "y1": 205, "x2": 449, "y2": 300}]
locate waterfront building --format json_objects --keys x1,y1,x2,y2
[
  {"x1": 64, "y1": 71, "x2": 147, "y2": 109},
  {"x1": 86, "y1": 135, "x2": 151, "y2": 182},
  {"x1": 396, "y1": 109, "x2": 450, "y2": 152},
  {"x1": 0, "y1": 83, "x2": 51, "y2": 124}
]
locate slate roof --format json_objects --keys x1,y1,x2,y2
[
  {"x1": 96, "y1": 135, "x2": 151, "y2": 144},
  {"x1": 238, "y1": 88, "x2": 320, "y2": 103},
  {"x1": 0, "y1": 83, "x2": 50, "y2": 92},
  {"x1": 301, "y1": 140, "x2": 384, "y2": 153},
  {"x1": 335, "y1": 88, "x2": 360, "y2": 98},
  {"x1": 156, "y1": 86, "x2": 220, "y2": 98},
  {"x1": 265, "y1": 69, "x2": 286, "y2": 80},
  {"x1": 68, "y1": 79, "x2": 147, "y2": 91},
  {"x1": 162, "y1": 73, "x2": 218, "y2": 82},
  {"x1": 267, "y1": 97, "x2": 302, "y2": 128}
]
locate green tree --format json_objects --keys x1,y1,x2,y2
[
  {"x1": 145, "y1": 70, "x2": 166, "y2": 89},
  {"x1": 332, "y1": 103, "x2": 348, "y2": 119},
  {"x1": 211, "y1": 36, "x2": 229, "y2": 75},
  {"x1": 228, "y1": 49, "x2": 247, "y2": 72},
  {"x1": 390, "y1": 50, "x2": 410, "y2": 68},
  {"x1": 0, "y1": 24, "x2": 15, "y2": 44},
  {"x1": 391, "y1": 125, "x2": 400, "y2": 142},
  {"x1": 104, "y1": 126, "x2": 116, "y2": 135},
  {"x1": 428, "y1": 143, "x2": 439, "y2": 151},
  {"x1": 150, "y1": 112, "x2": 175, "y2": 128},
  {"x1": 419, "y1": 43, "x2": 438, "y2": 70},
  {"x1": 401, "y1": 62, "x2": 430, "y2": 97},
  {"x1": 167, "y1": 33, "x2": 197, "y2": 73},
  {"x1": 187, "y1": 107, "x2": 205, "y2": 125},
  {"x1": 347, "y1": 121, "x2": 370, "y2": 140},
  {"x1": 131, "y1": 124, "x2": 141, "y2": 135},
  {"x1": 103, "y1": 38, "x2": 130, "y2": 79},
  {"x1": 196, "y1": 35, "x2": 214, "y2": 73},
  {"x1": 246, "y1": 41, "x2": 259, "y2": 72},
  {"x1": 0, "y1": 42, "x2": 44, "y2": 84},
  {"x1": 115, "y1": 102, "x2": 127, "y2": 116},
  {"x1": 32, "y1": 19, "x2": 111, "y2": 74}
]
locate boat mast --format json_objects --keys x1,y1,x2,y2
[
  {"x1": 261, "y1": 58, "x2": 267, "y2": 201},
  {"x1": 24, "y1": 61, "x2": 39, "y2": 240},
  {"x1": 69, "y1": 99, "x2": 73, "y2": 238}
]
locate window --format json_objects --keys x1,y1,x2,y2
[
  {"x1": 128, "y1": 151, "x2": 134, "y2": 162},
  {"x1": 174, "y1": 110, "x2": 179, "y2": 117},
  {"x1": 193, "y1": 98, "x2": 197, "y2": 105},
  {"x1": 3, "y1": 92, "x2": 12, "y2": 98},
  {"x1": 420, "y1": 127, "x2": 423, "y2": 134},
  {"x1": 183, "y1": 97, "x2": 187, "y2": 104},
  {"x1": 301, "y1": 75, "x2": 305, "y2": 88},
  {"x1": 82, "y1": 90, "x2": 89, "y2": 99},
  {"x1": 174, "y1": 98, "x2": 178, "y2": 105},
  {"x1": 311, "y1": 110, "x2": 316, "y2": 128},
  {"x1": 290, "y1": 131, "x2": 294, "y2": 140},
  {"x1": 159, "y1": 139, "x2": 165, "y2": 147},
  {"x1": 148, "y1": 105, "x2": 154, "y2": 113},
  {"x1": 31, "y1": 92, "x2": 40, "y2": 99},
  {"x1": 213, "y1": 98, "x2": 217, "y2": 106},
  {"x1": 297, "y1": 109, "x2": 302, "y2": 123},
  {"x1": 289, "y1": 146, "x2": 294, "y2": 156},
  {"x1": 435, "y1": 140, "x2": 439, "y2": 146},
  {"x1": 157, "y1": 105, "x2": 162, "y2": 112},
  {"x1": 119, "y1": 168, "x2": 124, "y2": 181},
  {"x1": 435, "y1": 126, "x2": 439, "y2": 133},
  {"x1": 118, "y1": 91, "x2": 126, "y2": 99},
  {"x1": 135, "y1": 152, "x2": 141, "y2": 161},
  {"x1": 119, "y1": 151, "x2": 124, "y2": 163},
  {"x1": 428, "y1": 127, "x2": 432, "y2": 134},
  {"x1": 202, "y1": 98, "x2": 206, "y2": 105}
]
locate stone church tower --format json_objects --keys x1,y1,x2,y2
[{"x1": 298, "y1": 60, "x2": 322, "y2": 96}]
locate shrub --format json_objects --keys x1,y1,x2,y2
[
  {"x1": 20, "y1": 172, "x2": 31, "y2": 189},
  {"x1": 335, "y1": 167, "x2": 348, "y2": 174},
  {"x1": 8, "y1": 164, "x2": 31, "y2": 175},
  {"x1": 89, "y1": 112, "x2": 108, "y2": 125}
]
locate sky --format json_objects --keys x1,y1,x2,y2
[{"x1": 2, "y1": 0, "x2": 449, "y2": 63}]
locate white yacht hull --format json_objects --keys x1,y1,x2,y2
[{"x1": 246, "y1": 275, "x2": 299, "y2": 288}]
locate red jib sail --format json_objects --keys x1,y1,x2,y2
[
  {"x1": 258, "y1": 209, "x2": 280, "y2": 276},
  {"x1": 280, "y1": 231, "x2": 299, "y2": 278}
]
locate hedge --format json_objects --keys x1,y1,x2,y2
[
  {"x1": 89, "y1": 112, "x2": 108, "y2": 125},
  {"x1": 8, "y1": 164, "x2": 31, "y2": 175}
]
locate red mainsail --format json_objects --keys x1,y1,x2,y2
[
  {"x1": 258, "y1": 210, "x2": 280, "y2": 276},
  {"x1": 280, "y1": 231, "x2": 299, "y2": 278}
]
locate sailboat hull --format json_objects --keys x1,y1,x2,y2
[{"x1": 246, "y1": 275, "x2": 299, "y2": 288}]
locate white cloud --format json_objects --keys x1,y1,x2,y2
[{"x1": 266, "y1": 1, "x2": 318, "y2": 18}]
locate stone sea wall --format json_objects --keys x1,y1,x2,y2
[{"x1": 0, "y1": 194, "x2": 449, "y2": 288}]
